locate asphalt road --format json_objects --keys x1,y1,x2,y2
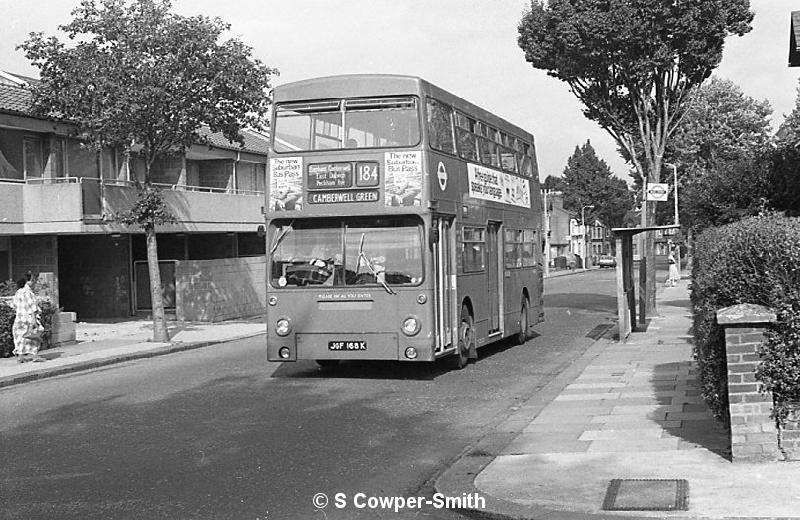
[{"x1": 1, "y1": 269, "x2": 621, "y2": 520}]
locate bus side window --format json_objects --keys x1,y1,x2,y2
[
  {"x1": 462, "y1": 226, "x2": 486, "y2": 272},
  {"x1": 500, "y1": 146, "x2": 518, "y2": 173},
  {"x1": 455, "y1": 112, "x2": 478, "y2": 162},
  {"x1": 476, "y1": 122, "x2": 500, "y2": 168},
  {"x1": 522, "y1": 229, "x2": 536, "y2": 267},
  {"x1": 427, "y1": 98, "x2": 455, "y2": 155}
]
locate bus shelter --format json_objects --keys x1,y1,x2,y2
[{"x1": 612, "y1": 225, "x2": 680, "y2": 341}]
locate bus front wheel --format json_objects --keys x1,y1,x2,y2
[
  {"x1": 516, "y1": 299, "x2": 529, "y2": 345},
  {"x1": 448, "y1": 306, "x2": 473, "y2": 370}
]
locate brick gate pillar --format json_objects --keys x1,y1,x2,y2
[{"x1": 716, "y1": 303, "x2": 779, "y2": 462}]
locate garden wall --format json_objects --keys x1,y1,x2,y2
[{"x1": 175, "y1": 256, "x2": 265, "y2": 322}]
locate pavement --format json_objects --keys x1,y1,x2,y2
[
  {"x1": 0, "y1": 315, "x2": 266, "y2": 388},
  {"x1": 436, "y1": 275, "x2": 800, "y2": 519}
]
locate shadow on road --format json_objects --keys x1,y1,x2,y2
[
  {"x1": 271, "y1": 332, "x2": 543, "y2": 381},
  {"x1": 545, "y1": 292, "x2": 617, "y2": 314}
]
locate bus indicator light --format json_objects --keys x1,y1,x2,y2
[
  {"x1": 276, "y1": 318, "x2": 292, "y2": 336},
  {"x1": 417, "y1": 294, "x2": 427, "y2": 304},
  {"x1": 402, "y1": 316, "x2": 421, "y2": 336},
  {"x1": 404, "y1": 347, "x2": 418, "y2": 360},
  {"x1": 279, "y1": 347, "x2": 291, "y2": 359}
]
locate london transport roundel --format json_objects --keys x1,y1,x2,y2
[{"x1": 437, "y1": 161, "x2": 448, "y2": 191}]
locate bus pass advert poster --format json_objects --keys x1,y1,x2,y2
[
  {"x1": 467, "y1": 163, "x2": 530, "y2": 208},
  {"x1": 270, "y1": 157, "x2": 303, "y2": 211},
  {"x1": 384, "y1": 151, "x2": 422, "y2": 207}
]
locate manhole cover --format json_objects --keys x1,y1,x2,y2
[{"x1": 602, "y1": 479, "x2": 688, "y2": 511}]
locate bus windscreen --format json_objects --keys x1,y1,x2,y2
[
  {"x1": 270, "y1": 217, "x2": 423, "y2": 287},
  {"x1": 273, "y1": 97, "x2": 420, "y2": 152}
]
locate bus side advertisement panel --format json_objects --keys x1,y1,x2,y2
[{"x1": 467, "y1": 163, "x2": 530, "y2": 209}]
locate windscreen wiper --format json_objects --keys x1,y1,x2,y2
[
  {"x1": 357, "y1": 233, "x2": 396, "y2": 295},
  {"x1": 269, "y1": 220, "x2": 295, "y2": 255}
]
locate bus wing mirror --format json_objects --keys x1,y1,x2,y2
[{"x1": 429, "y1": 227, "x2": 440, "y2": 248}]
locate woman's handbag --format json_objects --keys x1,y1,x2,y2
[{"x1": 23, "y1": 320, "x2": 44, "y2": 340}]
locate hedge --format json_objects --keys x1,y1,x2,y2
[{"x1": 692, "y1": 214, "x2": 800, "y2": 423}]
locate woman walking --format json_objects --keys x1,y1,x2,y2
[
  {"x1": 667, "y1": 250, "x2": 680, "y2": 287},
  {"x1": 12, "y1": 277, "x2": 43, "y2": 363}
]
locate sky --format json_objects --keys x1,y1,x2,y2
[{"x1": 1, "y1": 0, "x2": 798, "y2": 183}]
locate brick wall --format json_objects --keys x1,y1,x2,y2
[
  {"x1": 10, "y1": 235, "x2": 57, "y2": 281},
  {"x1": 718, "y1": 304, "x2": 781, "y2": 462},
  {"x1": 175, "y1": 256, "x2": 265, "y2": 322}
]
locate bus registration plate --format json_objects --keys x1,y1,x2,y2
[{"x1": 328, "y1": 340, "x2": 367, "y2": 351}]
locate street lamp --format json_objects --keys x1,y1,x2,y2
[
  {"x1": 664, "y1": 162, "x2": 679, "y2": 226},
  {"x1": 581, "y1": 204, "x2": 595, "y2": 271}
]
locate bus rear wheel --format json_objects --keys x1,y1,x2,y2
[
  {"x1": 448, "y1": 306, "x2": 473, "y2": 370},
  {"x1": 316, "y1": 360, "x2": 340, "y2": 368},
  {"x1": 516, "y1": 299, "x2": 529, "y2": 345}
]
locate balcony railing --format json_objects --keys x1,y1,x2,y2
[{"x1": 13, "y1": 177, "x2": 266, "y2": 232}]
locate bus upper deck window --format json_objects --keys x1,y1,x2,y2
[
  {"x1": 344, "y1": 97, "x2": 420, "y2": 149},
  {"x1": 273, "y1": 100, "x2": 341, "y2": 152},
  {"x1": 427, "y1": 98, "x2": 455, "y2": 155}
]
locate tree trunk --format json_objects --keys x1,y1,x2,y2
[
  {"x1": 146, "y1": 225, "x2": 170, "y2": 343},
  {"x1": 640, "y1": 195, "x2": 658, "y2": 317}
]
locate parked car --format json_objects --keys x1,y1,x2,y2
[{"x1": 598, "y1": 254, "x2": 617, "y2": 268}]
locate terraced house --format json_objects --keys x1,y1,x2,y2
[{"x1": 0, "y1": 70, "x2": 268, "y2": 322}]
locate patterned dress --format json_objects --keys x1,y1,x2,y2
[{"x1": 12, "y1": 284, "x2": 40, "y2": 356}]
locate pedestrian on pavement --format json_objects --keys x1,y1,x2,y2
[
  {"x1": 11, "y1": 277, "x2": 44, "y2": 363},
  {"x1": 667, "y1": 249, "x2": 679, "y2": 287}
]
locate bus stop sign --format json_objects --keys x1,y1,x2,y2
[{"x1": 646, "y1": 182, "x2": 669, "y2": 202}]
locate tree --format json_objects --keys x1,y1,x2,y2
[
  {"x1": 560, "y1": 140, "x2": 633, "y2": 228},
  {"x1": 518, "y1": 0, "x2": 753, "y2": 313},
  {"x1": 20, "y1": 0, "x2": 276, "y2": 341},
  {"x1": 542, "y1": 174, "x2": 565, "y2": 192},
  {"x1": 667, "y1": 77, "x2": 772, "y2": 231},
  {"x1": 626, "y1": 77, "x2": 773, "y2": 230},
  {"x1": 769, "y1": 80, "x2": 800, "y2": 217}
]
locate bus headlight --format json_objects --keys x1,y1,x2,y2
[
  {"x1": 401, "y1": 316, "x2": 420, "y2": 336},
  {"x1": 276, "y1": 318, "x2": 292, "y2": 336}
]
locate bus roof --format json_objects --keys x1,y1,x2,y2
[{"x1": 273, "y1": 74, "x2": 535, "y2": 143}]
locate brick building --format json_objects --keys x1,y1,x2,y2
[{"x1": 0, "y1": 71, "x2": 268, "y2": 321}]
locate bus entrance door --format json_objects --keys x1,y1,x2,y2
[
  {"x1": 433, "y1": 217, "x2": 456, "y2": 353},
  {"x1": 487, "y1": 222, "x2": 502, "y2": 334}
]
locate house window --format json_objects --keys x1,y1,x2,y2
[
  {"x1": 100, "y1": 147, "x2": 119, "y2": 180},
  {"x1": 23, "y1": 137, "x2": 44, "y2": 178},
  {"x1": 67, "y1": 139, "x2": 99, "y2": 178}
]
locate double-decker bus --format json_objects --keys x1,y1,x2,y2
[{"x1": 266, "y1": 74, "x2": 544, "y2": 369}]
